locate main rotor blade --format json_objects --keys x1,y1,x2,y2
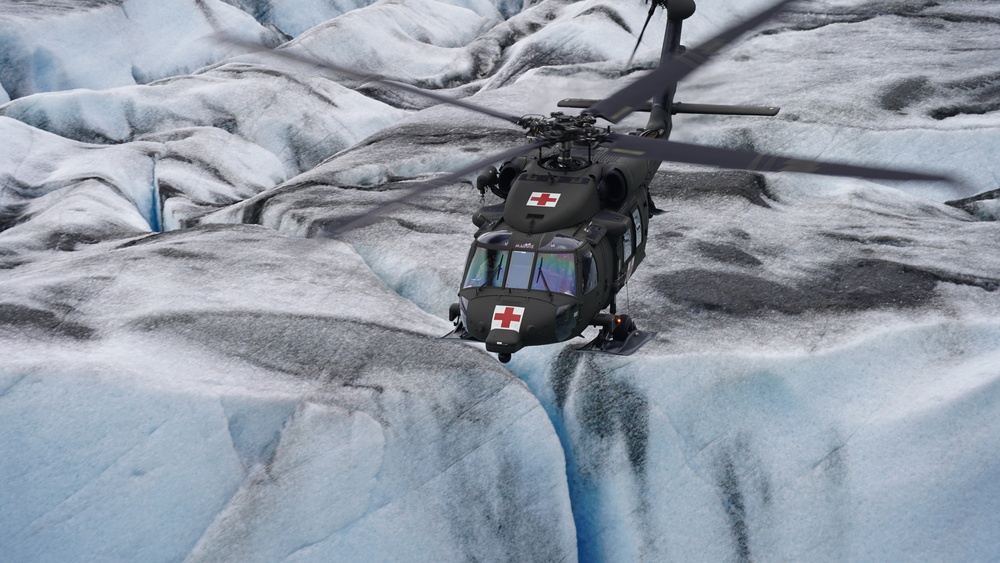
[
  {"x1": 606, "y1": 133, "x2": 953, "y2": 182},
  {"x1": 560, "y1": 98, "x2": 781, "y2": 116},
  {"x1": 324, "y1": 140, "x2": 549, "y2": 237},
  {"x1": 587, "y1": 0, "x2": 798, "y2": 123},
  {"x1": 211, "y1": 33, "x2": 524, "y2": 125}
]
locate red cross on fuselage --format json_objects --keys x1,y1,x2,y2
[
  {"x1": 529, "y1": 193, "x2": 558, "y2": 206},
  {"x1": 493, "y1": 307, "x2": 522, "y2": 329}
]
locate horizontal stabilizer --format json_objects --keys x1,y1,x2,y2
[
  {"x1": 674, "y1": 102, "x2": 780, "y2": 116},
  {"x1": 557, "y1": 99, "x2": 779, "y2": 117}
]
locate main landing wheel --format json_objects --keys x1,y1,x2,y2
[{"x1": 498, "y1": 353, "x2": 512, "y2": 364}]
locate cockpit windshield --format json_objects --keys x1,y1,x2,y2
[
  {"x1": 506, "y1": 251, "x2": 534, "y2": 290},
  {"x1": 462, "y1": 237, "x2": 579, "y2": 297},
  {"x1": 463, "y1": 247, "x2": 507, "y2": 288},
  {"x1": 531, "y1": 253, "x2": 575, "y2": 295}
]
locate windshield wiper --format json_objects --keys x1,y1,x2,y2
[
  {"x1": 535, "y1": 258, "x2": 554, "y2": 297},
  {"x1": 479, "y1": 254, "x2": 505, "y2": 292}
]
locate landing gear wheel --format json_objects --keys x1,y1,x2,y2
[{"x1": 498, "y1": 353, "x2": 512, "y2": 364}]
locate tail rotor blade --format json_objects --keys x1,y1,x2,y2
[
  {"x1": 606, "y1": 133, "x2": 952, "y2": 183},
  {"x1": 587, "y1": 0, "x2": 799, "y2": 123}
]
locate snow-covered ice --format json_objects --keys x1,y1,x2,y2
[
  {"x1": 0, "y1": 0, "x2": 278, "y2": 97},
  {"x1": 1, "y1": 227, "x2": 576, "y2": 561},
  {"x1": 2, "y1": 0, "x2": 1000, "y2": 561}
]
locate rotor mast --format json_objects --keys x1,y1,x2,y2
[{"x1": 646, "y1": 0, "x2": 696, "y2": 138}]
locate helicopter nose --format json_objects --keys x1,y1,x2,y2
[{"x1": 463, "y1": 295, "x2": 566, "y2": 347}]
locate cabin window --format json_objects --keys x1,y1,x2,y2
[
  {"x1": 582, "y1": 251, "x2": 598, "y2": 294},
  {"x1": 632, "y1": 207, "x2": 643, "y2": 247},
  {"x1": 506, "y1": 250, "x2": 534, "y2": 290},
  {"x1": 532, "y1": 253, "x2": 576, "y2": 296},
  {"x1": 463, "y1": 247, "x2": 507, "y2": 288},
  {"x1": 622, "y1": 219, "x2": 633, "y2": 262}
]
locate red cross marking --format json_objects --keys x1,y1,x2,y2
[
  {"x1": 493, "y1": 307, "x2": 522, "y2": 329},
  {"x1": 528, "y1": 192, "x2": 559, "y2": 207}
]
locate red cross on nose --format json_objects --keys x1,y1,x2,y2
[
  {"x1": 493, "y1": 307, "x2": 522, "y2": 329},
  {"x1": 528, "y1": 192, "x2": 559, "y2": 207}
]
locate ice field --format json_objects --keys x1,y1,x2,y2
[{"x1": 2, "y1": 0, "x2": 1000, "y2": 561}]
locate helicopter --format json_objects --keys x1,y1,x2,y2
[
  {"x1": 221, "y1": 0, "x2": 949, "y2": 363},
  {"x1": 440, "y1": 0, "x2": 949, "y2": 363}
]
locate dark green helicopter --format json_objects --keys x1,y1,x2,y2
[
  {"x1": 438, "y1": 0, "x2": 948, "y2": 362},
  {"x1": 224, "y1": 0, "x2": 949, "y2": 363}
]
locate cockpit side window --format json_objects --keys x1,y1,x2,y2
[
  {"x1": 463, "y1": 247, "x2": 508, "y2": 288},
  {"x1": 532, "y1": 253, "x2": 576, "y2": 296},
  {"x1": 582, "y1": 251, "x2": 598, "y2": 294}
]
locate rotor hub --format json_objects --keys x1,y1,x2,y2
[{"x1": 519, "y1": 112, "x2": 609, "y2": 146}]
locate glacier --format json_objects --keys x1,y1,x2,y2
[{"x1": 2, "y1": 0, "x2": 1000, "y2": 561}]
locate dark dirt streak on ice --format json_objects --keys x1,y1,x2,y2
[
  {"x1": 878, "y1": 76, "x2": 934, "y2": 113},
  {"x1": 3, "y1": 260, "x2": 120, "y2": 335},
  {"x1": 541, "y1": 349, "x2": 595, "y2": 558},
  {"x1": 193, "y1": 0, "x2": 221, "y2": 29},
  {"x1": 717, "y1": 454, "x2": 751, "y2": 563},
  {"x1": 648, "y1": 255, "x2": 1000, "y2": 319},
  {"x1": 575, "y1": 356, "x2": 650, "y2": 475},
  {"x1": 767, "y1": 1, "x2": 1000, "y2": 34},
  {"x1": 129, "y1": 312, "x2": 364, "y2": 383},
  {"x1": 575, "y1": 6, "x2": 632, "y2": 34},
  {"x1": 876, "y1": 70, "x2": 1000, "y2": 120},
  {"x1": 0, "y1": 303, "x2": 96, "y2": 341},
  {"x1": 583, "y1": 355, "x2": 660, "y2": 558},
  {"x1": 507, "y1": 348, "x2": 660, "y2": 561},
  {"x1": 929, "y1": 70, "x2": 1000, "y2": 120},
  {"x1": 0, "y1": 201, "x2": 30, "y2": 233},
  {"x1": 0, "y1": 173, "x2": 140, "y2": 237},
  {"x1": 712, "y1": 436, "x2": 775, "y2": 563}
]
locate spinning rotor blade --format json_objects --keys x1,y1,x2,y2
[
  {"x1": 324, "y1": 140, "x2": 549, "y2": 237},
  {"x1": 587, "y1": 0, "x2": 798, "y2": 123},
  {"x1": 559, "y1": 98, "x2": 780, "y2": 116},
  {"x1": 606, "y1": 133, "x2": 952, "y2": 182},
  {"x1": 212, "y1": 33, "x2": 523, "y2": 125}
]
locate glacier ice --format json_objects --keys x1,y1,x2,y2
[
  {"x1": 2, "y1": 0, "x2": 1000, "y2": 561},
  {"x1": 0, "y1": 0, "x2": 278, "y2": 98}
]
